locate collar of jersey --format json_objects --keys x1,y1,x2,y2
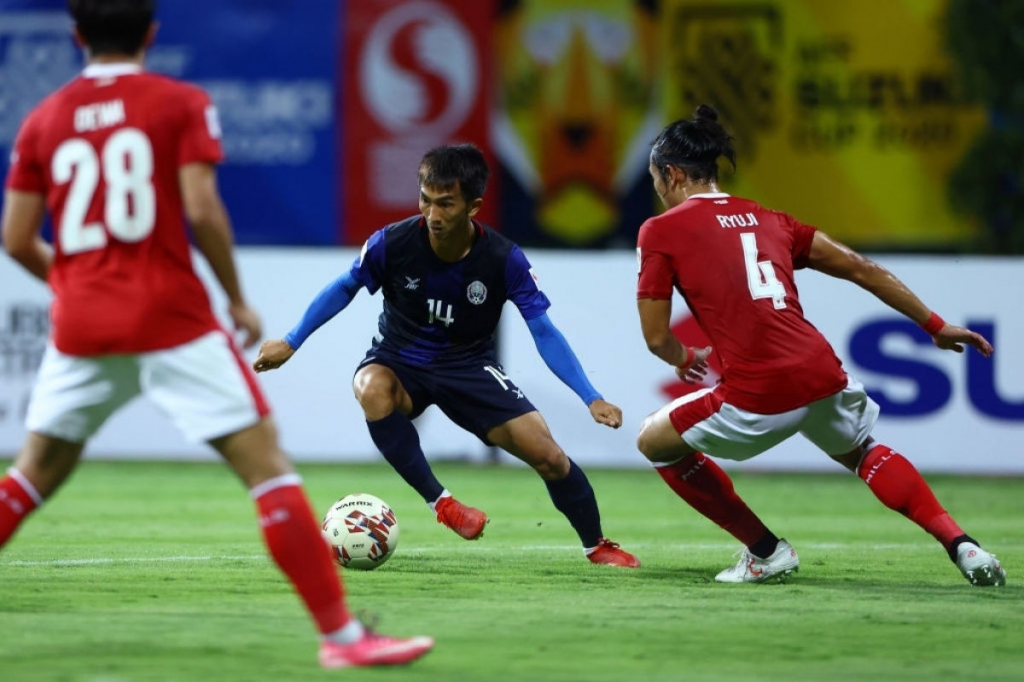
[
  {"x1": 685, "y1": 192, "x2": 730, "y2": 201},
  {"x1": 418, "y1": 217, "x2": 486, "y2": 261},
  {"x1": 82, "y1": 63, "x2": 143, "y2": 79}
]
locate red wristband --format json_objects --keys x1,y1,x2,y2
[{"x1": 920, "y1": 312, "x2": 945, "y2": 335}]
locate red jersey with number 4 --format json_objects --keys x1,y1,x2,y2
[
  {"x1": 637, "y1": 193, "x2": 848, "y2": 414},
  {"x1": 5, "y1": 64, "x2": 222, "y2": 356}
]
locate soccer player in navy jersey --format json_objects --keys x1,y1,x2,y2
[
  {"x1": 633, "y1": 105, "x2": 1004, "y2": 586},
  {"x1": 254, "y1": 144, "x2": 639, "y2": 568}
]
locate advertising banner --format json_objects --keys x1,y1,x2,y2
[
  {"x1": 0, "y1": 0, "x2": 339, "y2": 245},
  {"x1": 660, "y1": 0, "x2": 987, "y2": 249},
  {"x1": 499, "y1": 252, "x2": 1024, "y2": 474},
  {"x1": 0, "y1": 250, "x2": 488, "y2": 463},
  {"x1": 493, "y1": 0, "x2": 661, "y2": 248},
  {"x1": 3, "y1": 251, "x2": 1020, "y2": 473},
  {"x1": 340, "y1": 0, "x2": 497, "y2": 245}
]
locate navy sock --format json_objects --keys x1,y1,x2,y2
[
  {"x1": 366, "y1": 412, "x2": 444, "y2": 503},
  {"x1": 544, "y1": 459, "x2": 603, "y2": 548}
]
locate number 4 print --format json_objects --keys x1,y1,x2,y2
[{"x1": 741, "y1": 232, "x2": 787, "y2": 309}]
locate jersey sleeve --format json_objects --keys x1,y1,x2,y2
[
  {"x1": 178, "y1": 87, "x2": 224, "y2": 167},
  {"x1": 506, "y1": 245, "x2": 551, "y2": 320},
  {"x1": 5, "y1": 113, "x2": 45, "y2": 193},
  {"x1": 636, "y1": 219, "x2": 675, "y2": 299},
  {"x1": 349, "y1": 228, "x2": 387, "y2": 294},
  {"x1": 776, "y1": 211, "x2": 818, "y2": 270}
]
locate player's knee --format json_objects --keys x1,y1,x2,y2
[
  {"x1": 636, "y1": 418, "x2": 658, "y2": 460},
  {"x1": 531, "y1": 446, "x2": 569, "y2": 480},
  {"x1": 353, "y1": 379, "x2": 399, "y2": 416},
  {"x1": 830, "y1": 437, "x2": 875, "y2": 474}
]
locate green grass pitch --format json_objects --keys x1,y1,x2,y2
[{"x1": 0, "y1": 460, "x2": 1021, "y2": 682}]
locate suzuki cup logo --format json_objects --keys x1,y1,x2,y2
[{"x1": 360, "y1": 1, "x2": 478, "y2": 138}]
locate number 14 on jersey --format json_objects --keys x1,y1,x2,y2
[{"x1": 427, "y1": 299, "x2": 455, "y2": 327}]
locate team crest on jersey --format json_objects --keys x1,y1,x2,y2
[{"x1": 467, "y1": 281, "x2": 487, "y2": 305}]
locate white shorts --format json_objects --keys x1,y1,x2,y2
[
  {"x1": 26, "y1": 331, "x2": 270, "y2": 443},
  {"x1": 667, "y1": 376, "x2": 880, "y2": 461}
]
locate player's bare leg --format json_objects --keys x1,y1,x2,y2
[
  {"x1": 488, "y1": 411, "x2": 639, "y2": 567},
  {"x1": 637, "y1": 406, "x2": 797, "y2": 582},
  {"x1": 354, "y1": 364, "x2": 486, "y2": 540},
  {"x1": 212, "y1": 417, "x2": 434, "y2": 667},
  {"x1": 832, "y1": 438, "x2": 1005, "y2": 587},
  {"x1": 0, "y1": 432, "x2": 84, "y2": 548}
]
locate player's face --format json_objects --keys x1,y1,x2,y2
[
  {"x1": 649, "y1": 162, "x2": 669, "y2": 207},
  {"x1": 419, "y1": 183, "x2": 478, "y2": 241}
]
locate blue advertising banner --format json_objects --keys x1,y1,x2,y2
[{"x1": 0, "y1": 0, "x2": 339, "y2": 245}]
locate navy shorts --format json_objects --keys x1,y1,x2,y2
[{"x1": 356, "y1": 351, "x2": 537, "y2": 444}]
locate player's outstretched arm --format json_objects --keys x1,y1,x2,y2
[
  {"x1": 1, "y1": 189, "x2": 51, "y2": 282},
  {"x1": 253, "y1": 268, "x2": 363, "y2": 377},
  {"x1": 524, "y1": 312, "x2": 621, "y2": 428},
  {"x1": 180, "y1": 162, "x2": 261, "y2": 348},
  {"x1": 806, "y1": 230, "x2": 993, "y2": 357}
]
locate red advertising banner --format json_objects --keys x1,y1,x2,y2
[{"x1": 340, "y1": 0, "x2": 496, "y2": 245}]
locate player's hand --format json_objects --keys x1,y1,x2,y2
[
  {"x1": 229, "y1": 302, "x2": 262, "y2": 349},
  {"x1": 588, "y1": 399, "x2": 623, "y2": 429},
  {"x1": 931, "y1": 323, "x2": 993, "y2": 357},
  {"x1": 676, "y1": 346, "x2": 712, "y2": 384},
  {"x1": 253, "y1": 339, "x2": 295, "y2": 373}
]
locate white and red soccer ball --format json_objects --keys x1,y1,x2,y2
[{"x1": 322, "y1": 493, "x2": 400, "y2": 570}]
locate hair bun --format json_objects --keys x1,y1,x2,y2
[{"x1": 694, "y1": 104, "x2": 719, "y2": 122}]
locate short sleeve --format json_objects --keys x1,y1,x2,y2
[
  {"x1": 636, "y1": 219, "x2": 675, "y2": 299},
  {"x1": 506, "y1": 245, "x2": 551, "y2": 320},
  {"x1": 5, "y1": 113, "x2": 45, "y2": 193},
  {"x1": 350, "y1": 228, "x2": 386, "y2": 294},
  {"x1": 178, "y1": 87, "x2": 224, "y2": 167},
  {"x1": 776, "y1": 211, "x2": 818, "y2": 270}
]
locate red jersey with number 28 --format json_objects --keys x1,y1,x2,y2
[
  {"x1": 5, "y1": 63, "x2": 222, "y2": 356},
  {"x1": 637, "y1": 193, "x2": 848, "y2": 414}
]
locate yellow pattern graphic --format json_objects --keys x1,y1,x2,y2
[{"x1": 661, "y1": 0, "x2": 986, "y2": 247}]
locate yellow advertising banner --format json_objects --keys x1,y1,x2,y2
[
  {"x1": 661, "y1": 0, "x2": 986, "y2": 247},
  {"x1": 495, "y1": 0, "x2": 661, "y2": 246}
]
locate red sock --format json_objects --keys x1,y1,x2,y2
[
  {"x1": 254, "y1": 476, "x2": 351, "y2": 635},
  {"x1": 0, "y1": 469, "x2": 42, "y2": 547},
  {"x1": 858, "y1": 444, "x2": 964, "y2": 549},
  {"x1": 656, "y1": 453, "x2": 771, "y2": 547}
]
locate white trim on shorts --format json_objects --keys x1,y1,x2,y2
[
  {"x1": 25, "y1": 331, "x2": 269, "y2": 444},
  {"x1": 671, "y1": 376, "x2": 880, "y2": 461}
]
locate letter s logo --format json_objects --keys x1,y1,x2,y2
[{"x1": 849, "y1": 320, "x2": 951, "y2": 417}]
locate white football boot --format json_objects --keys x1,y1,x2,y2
[
  {"x1": 715, "y1": 539, "x2": 800, "y2": 584},
  {"x1": 956, "y1": 542, "x2": 1007, "y2": 587}
]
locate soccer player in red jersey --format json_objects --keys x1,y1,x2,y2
[
  {"x1": 0, "y1": 0, "x2": 432, "y2": 668},
  {"x1": 634, "y1": 104, "x2": 1006, "y2": 587}
]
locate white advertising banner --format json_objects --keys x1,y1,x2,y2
[
  {"x1": 502, "y1": 253, "x2": 1024, "y2": 474},
  {"x1": 0, "y1": 249, "x2": 486, "y2": 463},
  {"x1": 2, "y1": 250, "x2": 1022, "y2": 473}
]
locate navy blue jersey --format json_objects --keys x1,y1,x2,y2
[{"x1": 350, "y1": 216, "x2": 551, "y2": 366}]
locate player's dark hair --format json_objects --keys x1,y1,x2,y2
[
  {"x1": 418, "y1": 144, "x2": 490, "y2": 203},
  {"x1": 650, "y1": 104, "x2": 736, "y2": 183},
  {"x1": 68, "y1": 0, "x2": 155, "y2": 56}
]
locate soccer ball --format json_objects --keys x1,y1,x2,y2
[{"x1": 321, "y1": 493, "x2": 399, "y2": 570}]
